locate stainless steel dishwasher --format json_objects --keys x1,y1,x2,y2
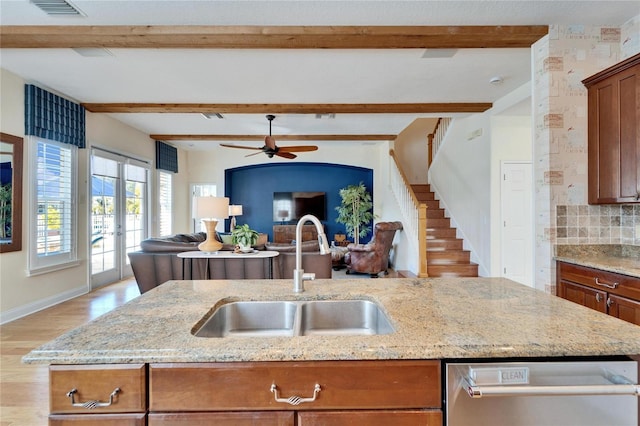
[{"x1": 446, "y1": 359, "x2": 639, "y2": 426}]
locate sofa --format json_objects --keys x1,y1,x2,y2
[
  {"x1": 265, "y1": 240, "x2": 332, "y2": 279},
  {"x1": 128, "y1": 232, "x2": 331, "y2": 294}
]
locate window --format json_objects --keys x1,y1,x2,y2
[
  {"x1": 29, "y1": 137, "x2": 78, "y2": 274},
  {"x1": 158, "y1": 171, "x2": 172, "y2": 236}
]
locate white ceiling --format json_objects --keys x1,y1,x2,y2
[{"x1": 1, "y1": 1, "x2": 638, "y2": 151}]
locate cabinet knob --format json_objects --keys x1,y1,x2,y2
[
  {"x1": 595, "y1": 293, "x2": 602, "y2": 303},
  {"x1": 607, "y1": 297, "x2": 614, "y2": 308}
]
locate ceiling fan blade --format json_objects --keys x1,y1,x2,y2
[
  {"x1": 277, "y1": 145, "x2": 319, "y2": 153},
  {"x1": 244, "y1": 151, "x2": 264, "y2": 157},
  {"x1": 275, "y1": 151, "x2": 297, "y2": 159},
  {"x1": 220, "y1": 143, "x2": 263, "y2": 151}
]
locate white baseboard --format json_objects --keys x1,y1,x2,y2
[{"x1": 0, "y1": 285, "x2": 88, "y2": 325}]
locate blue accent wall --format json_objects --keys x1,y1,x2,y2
[{"x1": 225, "y1": 162, "x2": 373, "y2": 242}]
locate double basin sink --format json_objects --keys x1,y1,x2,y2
[{"x1": 193, "y1": 299, "x2": 395, "y2": 338}]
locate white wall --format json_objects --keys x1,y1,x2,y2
[
  {"x1": 429, "y1": 83, "x2": 532, "y2": 277},
  {"x1": 0, "y1": 68, "x2": 190, "y2": 322},
  {"x1": 394, "y1": 118, "x2": 438, "y2": 184}
]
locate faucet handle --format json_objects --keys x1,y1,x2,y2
[{"x1": 302, "y1": 272, "x2": 316, "y2": 281}]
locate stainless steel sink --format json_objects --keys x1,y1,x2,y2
[
  {"x1": 193, "y1": 299, "x2": 394, "y2": 338},
  {"x1": 300, "y1": 300, "x2": 395, "y2": 336},
  {"x1": 193, "y1": 301, "x2": 297, "y2": 337}
]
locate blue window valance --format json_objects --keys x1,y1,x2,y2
[
  {"x1": 24, "y1": 84, "x2": 86, "y2": 148},
  {"x1": 156, "y1": 141, "x2": 178, "y2": 173}
]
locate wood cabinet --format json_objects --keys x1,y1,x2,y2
[
  {"x1": 556, "y1": 261, "x2": 640, "y2": 325},
  {"x1": 273, "y1": 224, "x2": 322, "y2": 243},
  {"x1": 49, "y1": 360, "x2": 442, "y2": 425},
  {"x1": 582, "y1": 53, "x2": 640, "y2": 204},
  {"x1": 48, "y1": 364, "x2": 146, "y2": 424}
]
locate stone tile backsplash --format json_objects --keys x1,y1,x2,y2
[{"x1": 556, "y1": 204, "x2": 640, "y2": 245}]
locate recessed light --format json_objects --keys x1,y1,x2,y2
[{"x1": 489, "y1": 76, "x2": 503, "y2": 85}]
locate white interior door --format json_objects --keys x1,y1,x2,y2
[{"x1": 501, "y1": 161, "x2": 533, "y2": 287}]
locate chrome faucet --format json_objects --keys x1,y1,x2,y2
[{"x1": 293, "y1": 214, "x2": 330, "y2": 293}]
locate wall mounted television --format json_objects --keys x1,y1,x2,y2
[{"x1": 273, "y1": 191, "x2": 326, "y2": 222}]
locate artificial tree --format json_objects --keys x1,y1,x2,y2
[{"x1": 335, "y1": 182, "x2": 374, "y2": 245}]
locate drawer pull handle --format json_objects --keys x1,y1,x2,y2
[
  {"x1": 594, "y1": 277, "x2": 619, "y2": 289},
  {"x1": 66, "y1": 387, "x2": 120, "y2": 409},
  {"x1": 270, "y1": 383, "x2": 321, "y2": 405}
]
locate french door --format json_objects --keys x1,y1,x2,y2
[{"x1": 90, "y1": 149, "x2": 149, "y2": 289}]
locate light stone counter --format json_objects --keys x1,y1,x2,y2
[
  {"x1": 554, "y1": 244, "x2": 640, "y2": 278},
  {"x1": 23, "y1": 277, "x2": 640, "y2": 365}
]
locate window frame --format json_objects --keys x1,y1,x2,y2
[{"x1": 28, "y1": 136, "x2": 79, "y2": 275}]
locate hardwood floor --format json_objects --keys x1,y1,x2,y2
[{"x1": 0, "y1": 278, "x2": 140, "y2": 426}]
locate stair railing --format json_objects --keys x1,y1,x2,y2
[
  {"x1": 428, "y1": 117, "x2": 451, "y2": 169},
  {"x1": 389, "y1": 150, "x2": 429, "y2": 277}
]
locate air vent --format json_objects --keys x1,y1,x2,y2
[
  {"x1": 315, "y1": 114, "x2": 336, "y2": 119},
  {"x1": 421, "y1": 49, "x2": 458, "y2": 59},
  {"x1": 201, "y1": 113, "x2": 224, "y2": 120},
  {"x1": 30, "y1": 0, "x2": 85, "y2": 16}
]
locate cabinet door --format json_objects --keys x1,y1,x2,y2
[
  {"x1": 608, "y1": 294, "x2": 640, "y2": 326},
  {"x1": 557, "y1": 280, "x2": 607, "y2": 313},
  {"x1": 586, "y1": 58, "x2": 640, "y2": 204},
  {"x1": 148, "y1": 411, "x2": 294, "y2": 426},
  {"x1": 297, "y1": 410, "x2": 442, "y2": 426}
]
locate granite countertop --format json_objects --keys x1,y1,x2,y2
[
  {"x1": 554, "y1": 244, "x2": 640, "y2": 278},
  {"x1": 23, "y1": 277, "x2": 640, "y2": 365}
]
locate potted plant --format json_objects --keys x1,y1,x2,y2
[
  {"x1": 231, "y1": 224, "x2": 259, "y2": 252},
  {"x1": 335, "y1": 182, "x2": 375, "y2": 245}
]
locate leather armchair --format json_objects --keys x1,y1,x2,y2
[{"x1": 344, "y1": 221, "x2": 403, "y2": 277}]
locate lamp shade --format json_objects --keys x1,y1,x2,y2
[
  {"x1": 229, "y1": 205, "x2": 243, "y2": 216},
  {"x1": 195, "y1": 196, "x2": 229, "y2": 219}
]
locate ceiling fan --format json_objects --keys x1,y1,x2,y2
[{"x1": 220, "y1": 115, "x2": 318, "y2": 159}]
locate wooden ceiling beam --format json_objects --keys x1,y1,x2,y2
[
  {"x1": 0, "y1": 25, "x2": 548, "y2": 49},
  {"x1": 84, "y1": 103, "x2": 492, "y2": 114},
  {"x1": 150, "y1": 134, "x2": 397, "y2": 142}
]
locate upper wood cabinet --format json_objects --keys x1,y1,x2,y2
[{"x1": 583, "y1": 53, "x2": 640, "y2": 204}]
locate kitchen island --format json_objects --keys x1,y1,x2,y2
[{"x1": 25, "y1": 277, "x2": 640, "y2": 425}]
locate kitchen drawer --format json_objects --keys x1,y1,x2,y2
[
  {"x1": 148, "y1": 411, "x2": 295, "y2": 425},
  {"x1": 49, "y1": 413, "x2": 146, "y2": 425},
  {"x1": 50, "y1": 364, "x2": 146, "y2": 414},
  {"x1": 557, "y1": 262, "x2": 640, "y2": 301},
  {"x1": 150, "y1": 360, "x2": 440, "y2": 411},
  {"x1": 297, "y1": 409, "x2": 442, "y2": 425}
]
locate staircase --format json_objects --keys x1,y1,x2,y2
[{"x1": 412, "y1": 184, "x2": 478, "y2": 277}]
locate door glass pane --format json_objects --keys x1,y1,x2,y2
[
  {"x1": 124, "y1": 164, "x2": 146, "y2": 265},
  {"x1": 91, "y1": 170, "x2": 117, "y2": 275}
]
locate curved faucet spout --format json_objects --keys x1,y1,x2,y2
[{"x1": 294, "y1": 214, "x2": 330, "y2": 293}]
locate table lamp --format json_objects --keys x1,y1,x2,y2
[
  {"x1": 195, "y1": 196, "x2": 229, "y2": 252},
  {"x1": 228, "y1": 204, "x2": 243, "y2": 231}
]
